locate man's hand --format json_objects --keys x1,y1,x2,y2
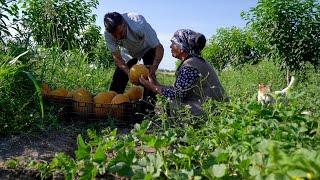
[{"x1": 112, "y1": 51, "x2": 130, "y2": 75}]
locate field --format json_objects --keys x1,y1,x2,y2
[
  {"x1": 0, "y1": 52, "x2": 319, "y2": 179},
  {"x1": 1, "y1": 0, "x2": 319, "y2": 179}
]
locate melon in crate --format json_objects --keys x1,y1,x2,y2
[
  {"x1": 72, "y1": 88, "x2": 93, "y2": 114},
  {"x1": 50, "y1": 87, "x2": 68, "y2": 99},
  {"x1": 129, "y1": 64, "x2": 149, "y2": 85},
  {"x1": 41, "y1": 83, "x2": 51, "y2": 95},
  {"x1": 125, "y1": 86, "x2": 144, "y2": 101},
  {"x1": 93, "y1": 91, "x2": 117, "y2": 117},
  {"x1": 111, "y1": 94, "x2": 129, "y2": 118},
  {"x1": 111, "y1": 94, "x2": 129, "y2": 104}
]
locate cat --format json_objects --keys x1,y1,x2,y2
[{"x1": 258, "y1": 76, "x2": 295, "y2": 105}]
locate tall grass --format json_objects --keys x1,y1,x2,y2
[
  {"x1": 0, "y1": 53, "x2": 46, "y2": 135},
  {"x1": 34, "y1": 47, "x2": 115, "y2": 94}
]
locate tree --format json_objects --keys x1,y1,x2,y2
[
  {"x1": 0, "y1": 0, "x2": 19, "y2": 44},
  {"x1": 202, "y1": 27, "x2": 261, "y2": 71},
  {"x1": 21, "y1": 0, "x2": 98, "y2": 50},
  {"x1": 243, "y1": 0, "x2": 320, "y2": 77}
]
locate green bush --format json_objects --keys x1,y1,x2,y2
[
  {"x1": 0, "y1": 57, "x2": 47, "y2": 135},
  {"x1": 243, "y1": 0, "x2": 320, "y2": 76},
  {"x1": 20, "y1": 0, "x2": 98, "y2": 50},
  {"x1": 202, "y1": 27, "x2": 261, "y2": 70}
]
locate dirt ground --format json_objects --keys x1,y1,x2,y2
[{"x1": 0, "y1": 119, "x2": 132, "y2": 179}]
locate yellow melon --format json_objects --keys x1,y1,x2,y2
[
  {"x1": 110, "y1": 94, "x2": 129, "y2": 118},
  {"x1": 93, "y1": 91, "x2": 118, "y2": 117},
  {"x1": 41, "y1": 83, "x2": 51, "y2": 95},
  {"x1": 72, "y1": 88, "x2": 93, "y2": 114},
  {"x1": 111, "y1": 94, "x2": 129, "y2": 104},
  {"x1": 125, "y1": 86, "x2": 144, "y2": 101},
  {"x1": 129, "y1": 64, "x2": 149, "y2": 85},
  {"x1": 50, "y1": 87, "x2": 68, "y2": 98},
  {"x1": 66, "y1": 90, "x2": 74, "y2": 98}
]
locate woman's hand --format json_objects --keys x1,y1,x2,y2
[{"x1": 139, "y1": 75, "x2": 160, "y2": 93}]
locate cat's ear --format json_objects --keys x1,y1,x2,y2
[{"x1": 258, "y1": 83, "x2": 263, "y2": 89}]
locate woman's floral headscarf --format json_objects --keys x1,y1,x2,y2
[{"x1": 171, "y1": 29, "x2": 205, "y2": 57}]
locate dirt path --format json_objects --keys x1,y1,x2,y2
[{"x1": 0, "y1": 120, "x2": 131, "y2": 179}]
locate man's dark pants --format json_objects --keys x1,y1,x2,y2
[{"x1": 109, "y1": 48, "x2": 157, "y2": 108}]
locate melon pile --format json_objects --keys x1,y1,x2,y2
[{"x1": 41, "y1": 83, "x2": 144, "y2": 117}]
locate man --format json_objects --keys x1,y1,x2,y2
[{"x1": 104, "y1": 12, "x2": 164, "y2": 104}]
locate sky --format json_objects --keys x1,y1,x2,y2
[{"x1": 93, "y1": 0, "x2": 258, "y2": 70}]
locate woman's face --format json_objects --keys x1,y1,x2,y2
[{"x1": 170, "y1": 42, "x2": 184, "y2": 60}]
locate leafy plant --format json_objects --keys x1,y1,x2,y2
[
  {"x1": 20, "y1": 0, "x2": 99, "y2": 50},
  {"x1": 0, "y1": 0, "x2": 19, "y2": 43},
  {"x1": 203, "y1": 27, "x2": 261, "y2": 70},
  {"x1": 243, "y1": 0, "x2": 320, "y2": 76}
]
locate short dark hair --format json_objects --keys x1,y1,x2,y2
[{"x1": 104, "y1": 12, "x2": 124, "y2": 33}]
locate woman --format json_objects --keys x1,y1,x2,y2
[{"x1": 139, "y1": 29, "x2": 227, "y2": 116}]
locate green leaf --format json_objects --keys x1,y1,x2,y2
[
  {"x1": 22, "y1": 69, "x2": 44, "y2": 119},
  {"x1": 204, "y1": 164, "x2": 227, "y2": 178},
  {"x1": 75, "y1": 135, "x2": 90, "y2": 160},
  {"x1": 93, "y1": 144, "x2": 106, "y2": 163},
  {"x1": 211, "y1": 164, "x2": 227, "y2": 178}
]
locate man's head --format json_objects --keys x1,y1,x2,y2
[{"x1": 104, "y1": 12, "x2": 127, "y2": 40}]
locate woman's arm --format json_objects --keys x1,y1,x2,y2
[{"x1": 140, "y1": 66, "x2": 200, "y2": 100}]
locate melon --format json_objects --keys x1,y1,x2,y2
[
  {"x1": 110, "y1": 94, "x2": 129, "y2": 118},
  {"x1": 129, "y1": 64, "x2": 149, "y2": 85},
  {"x1": 50, "y1": 87, "x2": 68, "y2": 98},
  {"x1": 111, "y1": 94, "x2": 129, "y2": 104},
  {"x1": 125, "y1": 86, "x2": 144, "y2": 101},
  {"x1": 41, "y1": 83, "x2": 51, "y2": 95},
  {"x1": 72, "y1": 88, "x2": 93, "y2": 114},
  {"x1": 66, "y1": 90, "x2": 75, "y2": 98},
  {"x1": 93, "y1": 91, "x2": 117, "y2": 116}
]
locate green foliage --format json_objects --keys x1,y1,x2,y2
[
  {"x1": 219, "y1": 59, "x2": 284, "y2": 100},
  {"x1": 20, "y1": 0, "x2": 98, "y2": 50},
  {"x1": 243, "y1": 0, "x2": 320, "y2": 75},
  {"x1": 0, "y1": 0, "x2": 19, "y2": 43},
  {"x1": 5, "y1": 60, "x2": 320, "y2": 179},
  {"x1": 32, "y1": 95, "x2": 320, "y2": 179},
  {"x1": 0, "y1": 46, "x2": 115, "y2": 135},
  {"x1": 202, "y1": 27, "x2": 261, "y2": 70},
  {"x1": 0, "y1": 52, "x2": 51, "y2": 135},
  {"x1": 34, "y1": 47, "x2": 115, "y2": 93},
  {"x1": 81, "y1": 26, "x2": 114, "y2": 68}
]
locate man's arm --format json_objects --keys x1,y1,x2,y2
[
  {"x1": 149, "y1": 44, "x2": 164, "y2": 79},
  {"x1": 112, "y1": 51, "x2": 130, "y2": 75},
  {"x1": 105, "y1": 31, "x2": 129, "y2": 74}
]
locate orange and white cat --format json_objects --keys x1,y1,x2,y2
[{"x1": 258, "y1": 76, "x2": 295, "y2": 105}]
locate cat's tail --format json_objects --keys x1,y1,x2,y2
[{"x1": 274, "y1": 76, "x2": 296, "y2": 96}]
